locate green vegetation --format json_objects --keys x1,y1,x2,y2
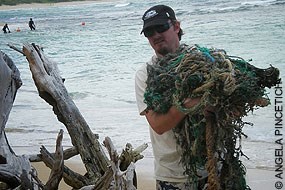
[{"x1": 0, "y1": 0, "x2": 86, "y2": 6}]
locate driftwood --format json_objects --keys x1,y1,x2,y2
[
  {"x1": 23, "y1": 43, "x2": 110, "y2": 180},
  {"x1": 103, "y1": 137, "x2": 136, "y2": 190},
  {"x1": 0, "y1": 44, "x2": 147, "y2": 189},
  {"x1": 0, "y1": 50, "x2": 32, "y2": 189},
  {"x1": 44, "y1": 129, "x2": 64, "y2": 190},
  {"x1": 0, "y1": 50, "x2": 42, "y2": 189}
]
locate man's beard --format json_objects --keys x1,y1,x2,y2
[{"x1": 157, "y1": 47, "x2": 170, "y2": 56}]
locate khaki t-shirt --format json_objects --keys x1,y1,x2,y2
[{"x1": 135, "y1": 55, "x2": 187, "y2": 182}]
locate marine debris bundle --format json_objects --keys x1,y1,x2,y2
[{"x1": 144, "y1": 44, "x2": 280, "y2": 190}]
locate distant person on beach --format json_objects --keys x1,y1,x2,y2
[
  {"x1": 135, "y1": 5, "x2": 209, "y2": 190},
  {"x1": 2, "y1": 23, "x2": 11, "y2": 33},
  {"x1": 28, "y1": 18, "x2": 36, "y2": 30}
]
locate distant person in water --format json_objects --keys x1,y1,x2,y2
[
  {"x1": 29, "y1": 18, "x2": 36, "y2": 30},
  {"x1": 2, "y1": 23, "x2": 11, "y2": 33}
]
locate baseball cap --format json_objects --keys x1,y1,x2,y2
[{"x1": 141, "y1": 5, "x2": 176, "y2": 34}]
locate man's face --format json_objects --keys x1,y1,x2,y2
[{"x1": 145, "y1": 21, "x2": 180, "y2": 57}]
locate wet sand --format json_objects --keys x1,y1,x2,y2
[{"x1": 32, "y1": 157, "x2": 277, "y2": 189}]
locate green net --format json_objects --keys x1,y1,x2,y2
[{"x1": 144, "y1": 44, "x2": 280, "y2": 190}]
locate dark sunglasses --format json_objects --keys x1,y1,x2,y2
[{"x1": 143, "y1": 22, "x2": 173, "y2": 37}]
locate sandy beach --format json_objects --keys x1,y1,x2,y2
[
  {"x1": 32, "y1": 157, "x2": 277, "y2": 190},
  {"x1": 32, "y1": 157, "x2": 156, "y2": 189}
]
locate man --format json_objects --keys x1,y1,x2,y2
[
  {"x1": 29, "y1": 18, "x2": 36, "y2": 30},
  {"x1": 135, "y1": 5, "x2": 206, "y2": 190},
  {"x1": 2, "y1": 23, "x2": 10, "y2": 33}
]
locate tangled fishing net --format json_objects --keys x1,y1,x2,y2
[{"x1": 144, "y1": 44, "x2": 280, "y2": 190}]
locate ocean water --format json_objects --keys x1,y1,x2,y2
[{"x1": 0, "y1": 0, "x2": 284, "y2": 170}]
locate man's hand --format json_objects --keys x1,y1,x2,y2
[
  {"x1": 183, "y1": 97, "x2": 201, "y2": 108},
  {"x1": 184, "y1": 97, "x2": 215, "y2": 117}
]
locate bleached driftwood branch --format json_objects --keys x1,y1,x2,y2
[
  {"x1": 44, "y1": 129, "x2": 64, "y2": 190},
  {"x1": 1, "y1": 44, "x2": 148, "y2": 189},
  {"x1": 29, "y1": 146, "x2": 78, "y2": 162},
  {"x1": 21, "y1": 43, "x2": 110, "y2": 185},
  {"x1": 0, "y1": 51, "x2": 34, "y2": 189},
  {"x1": 103, "y1": 137, "x2": 146, "y2": 190}
]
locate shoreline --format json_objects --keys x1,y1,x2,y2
[
  {"x1": 32, "y1": 157, "x2": 156, "y2": 190},
  {"x1": 32, "y1": 157, "x2": 277, "y2": 190},
  {"x1": 0, "y1": 0, "x2": 114, "y2": 11}
]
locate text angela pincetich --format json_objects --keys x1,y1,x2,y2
[{"x1": 275, "y1": 79, "x2": 283, "y2": 190}]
